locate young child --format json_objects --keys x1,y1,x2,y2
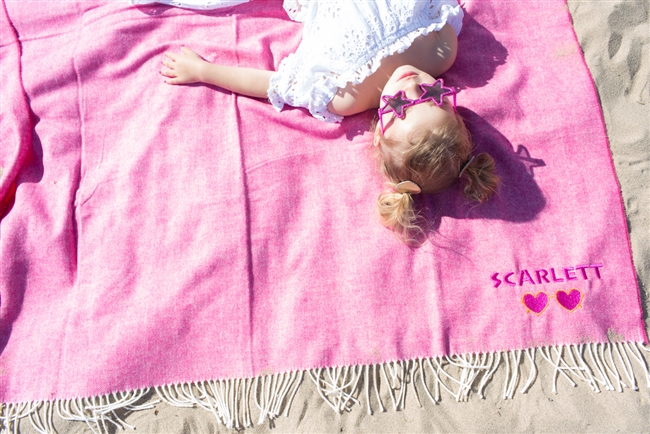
[{"x1": 160, "y1": 0, "x2": 499, "y2": 242}]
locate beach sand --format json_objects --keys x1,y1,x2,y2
[{"x1": 19, "y1": 0, "x2": 650, "y2": 432}]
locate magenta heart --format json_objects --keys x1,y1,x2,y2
[
  {"x1": 522, "y1": 292, "x2": 549, "y2": 314},
  {"x1": 556, "y1": 289, "x2": 582, "y2": 311}
]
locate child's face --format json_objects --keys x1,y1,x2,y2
[{"x1": 376, "y1": 65, "x2": 456, "y2": 143}]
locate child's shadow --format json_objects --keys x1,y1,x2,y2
[{"x1": 419, "y1": 107, "x2": 547, "y2": 234}]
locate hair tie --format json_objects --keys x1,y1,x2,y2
[
  {"x1": 395, "y1": 180, "x2": 421, "y2": 194},
  {"x1": 458, "y1": 155, "x2": 475, "y2": 178}
]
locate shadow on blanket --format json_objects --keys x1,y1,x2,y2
[
  {"x1": 421, "y1": 107, "x2": 547, "y2": 235},
  {"x1": 450, "y1": 13, "x2": 508, "y2": 90},
  {"x1": 412, "y1": 13, "x2": 545, "y2": 240}
]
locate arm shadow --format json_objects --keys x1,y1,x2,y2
[{"x1": 446, "y1": 11, "x2": 508, "y2": 90}]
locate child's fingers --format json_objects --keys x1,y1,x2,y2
[
  {"x1": 164, "y1": 51, "x2": 178, "y2": 61},
  {"x1": 161, "y1": 58, "x2": 174, "y2": 69},
  {"x1": 160, "y1": 68, "x2": 176, "y2": 78},
  {"x1": 180, "y1": 46, "x2": 196, "y2": 56}
]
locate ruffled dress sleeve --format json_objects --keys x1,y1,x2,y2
[{"x1": 282, "y1": 0, "x2": 311, "y2": 22}]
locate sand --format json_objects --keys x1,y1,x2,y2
[{"x1": 17, "y1": 0, "x2": 650, "y2": 432}]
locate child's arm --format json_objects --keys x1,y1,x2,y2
[{"x1": 161, "y1": 47, "x2": 273, "y2": 99}]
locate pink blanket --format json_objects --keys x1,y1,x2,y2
[{"x1": 0, "y1": 0, "x2": 646, "y2": 419}]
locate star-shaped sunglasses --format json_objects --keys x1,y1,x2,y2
[{"x1": 378, "y1": 78, "x2": 457, "y2": 135}]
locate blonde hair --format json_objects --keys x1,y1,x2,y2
[{"x1": 375, "y1": 113, "x2": 500, "y2": 243}]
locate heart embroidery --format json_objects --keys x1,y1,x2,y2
[
  {"x1": 522, "y1": 292, "x2": 550, "y2": 315},
  {"x1": 556, "y1": 289, "x2": 583, "y2": 312}
]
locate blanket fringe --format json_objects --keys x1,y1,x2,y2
[
  {"x1": 1, "y1": 388, "x2": 156, "y2": 434},
  {"x1": 154, "y1": 371, "x2": 304, "y2": 430},
  {"x1": 3, "y1": 342, "x2": 650, "y2": 433}
]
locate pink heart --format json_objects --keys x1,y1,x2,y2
[
  {"x1": 556, "y1": 289, "x2": 582, "y2": 312},
  {"x1": 522, "y1": 292, "x2": 549, "y2": 315}
]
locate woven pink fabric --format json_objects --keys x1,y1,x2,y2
[{"x1": 0, "y1": 0, "x2": 645, "y2": 403}]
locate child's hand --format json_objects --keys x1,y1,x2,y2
[{"x1": 161, "y1": 47, "x2": 206, "y2": 85}]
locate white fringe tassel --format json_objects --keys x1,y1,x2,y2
[
  {"x1": 307, "y1": 342, "x2": 650, "y2": 415},
  {"x1": 309, "y1": 365, "x2": 363, "y2": 413},
  {"x1": 1, "y1": 388, "x2": 155, "y2": 434},
  {"x1": 3, "y1": 342, "x2": 650, "y2": 433},
  {"x1": 154, "y1": 372, "x2": 303, "y2": 430}
]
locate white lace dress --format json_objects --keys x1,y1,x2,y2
[{"x1": 269, "y1": 0, "x2": 464, "y2": 122}]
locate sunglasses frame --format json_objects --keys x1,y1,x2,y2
[{"x1": 378, "y1": 78, "x2": 457, "y2": 135}]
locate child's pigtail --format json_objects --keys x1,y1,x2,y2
[
  {"x1": 377, "y1": 184, "x2": 422, "y2": 244},
  {"x1": 460, "y1": 152, "x2": 499, "y2": 203}
]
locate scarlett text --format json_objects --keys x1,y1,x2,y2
[{"x1": 491, "y1": 264, "x2": 603, "y2": 288}]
